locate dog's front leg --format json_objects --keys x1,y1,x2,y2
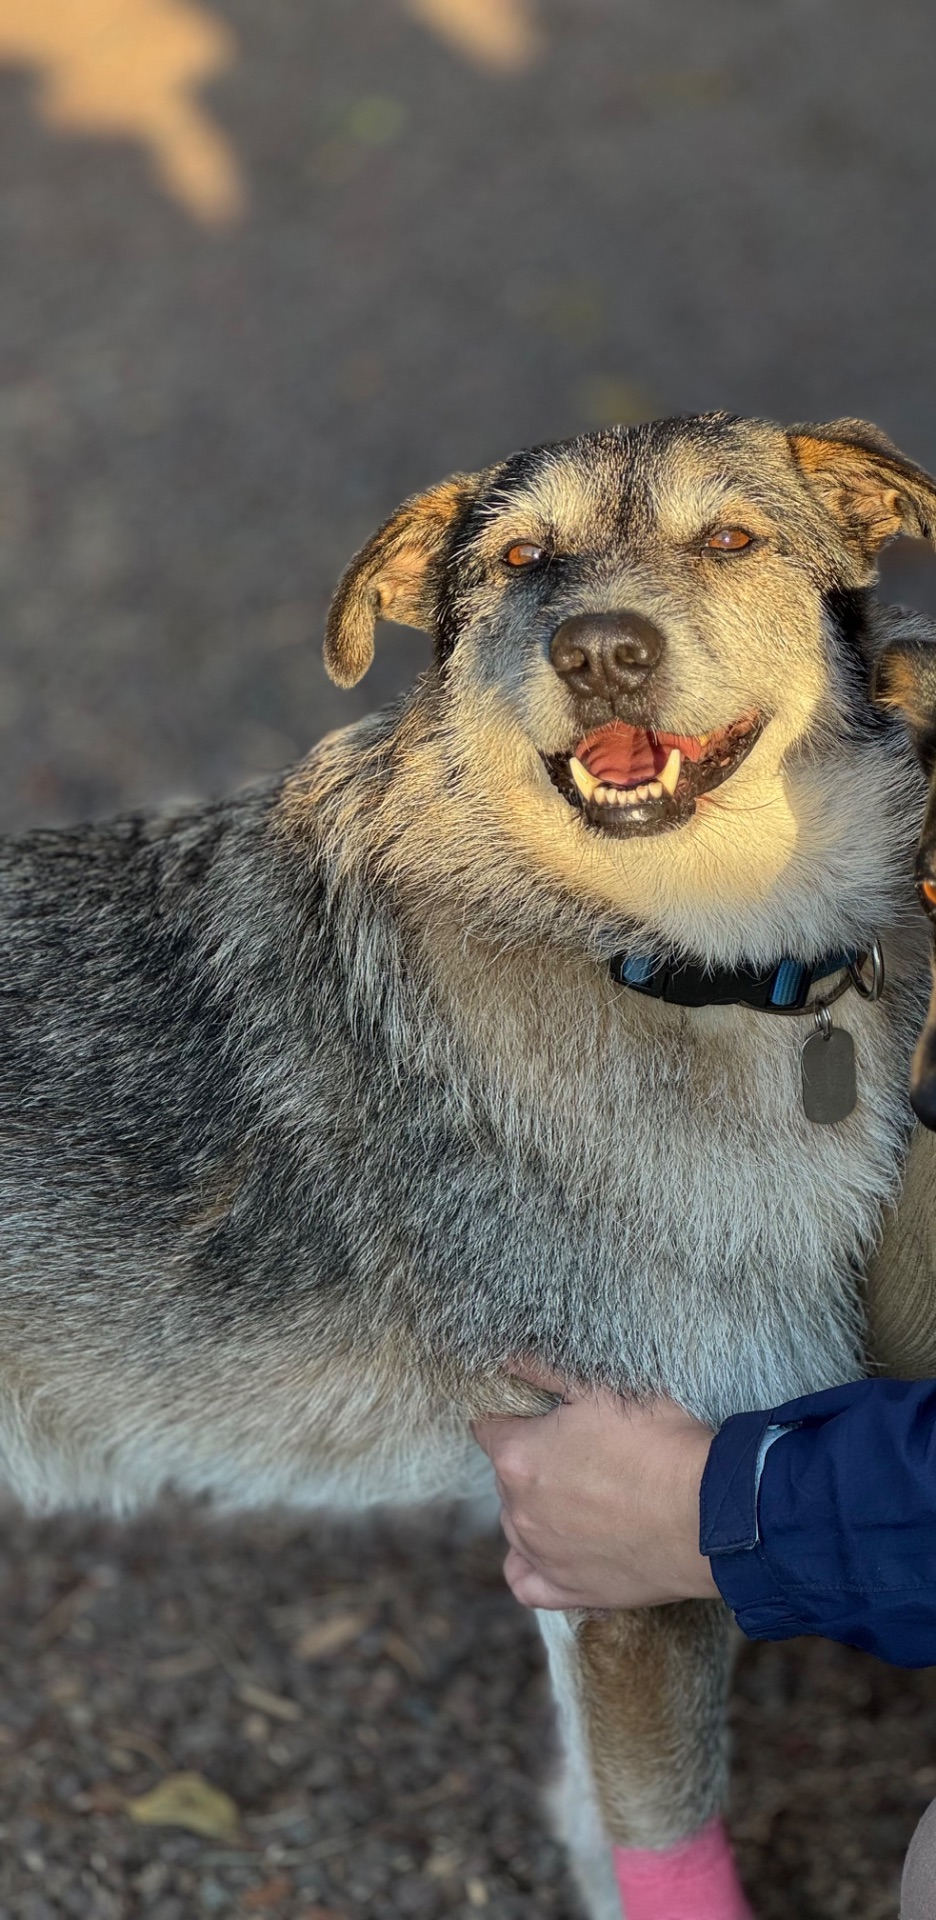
[{"x1": 539, "y1": 1601, "x2": 752, "y2": 1920}]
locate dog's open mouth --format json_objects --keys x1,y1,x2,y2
[{"x1": 544, "y1": 712, "x2": 764, "y2": 836}]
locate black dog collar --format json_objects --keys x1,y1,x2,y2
[{"x1": 609, "y1": 948, "x2": 865, "y2": 1014}]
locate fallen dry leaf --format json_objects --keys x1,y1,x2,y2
[
  {"x1": 292, "y1": 1609, "x2": 372, "y2": 1662},
  {"x1": 33, "y1": 1577, "x2": 97, "y2": 1645},
  {"x1": 243, "y1": 1876, "x2": 293, "y2": 1910},
  {"x1": 399, "y1": 1770, "x2": 467, "y2": 1810},
  {"x1": 237, "y1": 1681, "x2": 301, "y2": 1723},
  {"x1": 107, "y1": 1728, "x2": 172, "y2": 1768},
  {"x1": 125, "y1": 1771, "x2": 242, "y2": 1842},
  {"x1": 382, "y1": 1629, "x2": 427, "y2": 1680},
  {"x1": 74, "y1": 1780, "x2": 127, "y2": 1815},
  {"x1": 147, "y1": 1645, "x2": 216, "y2": 1681}
]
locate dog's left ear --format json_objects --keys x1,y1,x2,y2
[
  {"x1": 788, "y1": 419, "x2": 936, "y2": 575},
  {"x1": 324, "y1": 473, "x2": 480, "y2": 687}
]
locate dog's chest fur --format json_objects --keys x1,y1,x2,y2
[{"x1": 367, "y1": 915, "x2": 919, "y2": 1427}]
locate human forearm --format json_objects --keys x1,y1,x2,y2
[
  {"x1": 704, "y1": 1378, "x2": 936, "y2": 1667},
  {"x1": 476, "y1": 1370, "x2": 936, "y2": 1659}
]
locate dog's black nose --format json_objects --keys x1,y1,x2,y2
[{"x1": 550, "y1": 612, "x2": 665, "y2": 702}]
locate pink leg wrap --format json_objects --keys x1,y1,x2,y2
[{"x1": 613, "y1": 1817, "x2": 754, "y2": 1920}]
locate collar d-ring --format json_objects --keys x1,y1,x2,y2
[{"x1": 847, "y1": 938, "x2": 885, "y2": 1002}]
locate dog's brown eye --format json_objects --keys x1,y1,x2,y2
[
  {"x1": 706, "y1": 528, "x2": 753, "y2": 552},
  {"x1": 921, "y1": 879, "x2": 936, "y2": 910},
  {"x1": 504, "y1": 542, "x2": 547, "y2": 568}
]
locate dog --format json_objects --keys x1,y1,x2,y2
[{"x1": 3, "y1": 410, "x2": 936, "y2": 1919}]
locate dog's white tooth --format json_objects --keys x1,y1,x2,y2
[
  {"x1": 622, "y1": 789, "x2": 640, "y2": 805},
  {"x1": 635, "y1": 784, "x2": 649, "y2": 801},
  {"x1": 569, "y1": 756, "x2": 599, "y2": 802},
  {"x1": 647, "y1": 780, "x2": 662, "y2": 799},
  {"x1": 658, "y1": 748, "x2": 681, "y2": 796},
  {"x1": 592, "y1": 783, "x2": 611, "y2": 804}
]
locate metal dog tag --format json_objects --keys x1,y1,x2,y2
[{"x1": 801, "y1": 1012, "x2": 856, "y2": 1125}]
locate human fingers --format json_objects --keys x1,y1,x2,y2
[
  {"x1": 499, "y1": 1505, "x2": 525, "y2": 1555},
  {"x1": 504, "y1": 1357, "x2": 570, "y2": 1397},
  {"x1": 471, "y1": 1414, "x2": 530, "y2": 1460},
  {"x1": 503, "y1": 1546, "x2": 569, "y2": 1611},
  {"x1": 472, "y1": 1417, "x2": 544, "y2": 1482}
]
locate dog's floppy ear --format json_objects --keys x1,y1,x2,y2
[
  {"x1": 788, "y1": 419, "x2": 936, "y2": 574},
  {"x1": 324, "y1": 473, "x2": 480, "y2": 687}
]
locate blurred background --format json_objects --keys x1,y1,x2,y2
[{"x1": 2, "y1": 1, "x2": 936, "y2": 1915}]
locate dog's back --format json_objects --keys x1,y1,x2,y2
[{"x1": 0, "y1": 795, "x2": 284, "y2": 1269}]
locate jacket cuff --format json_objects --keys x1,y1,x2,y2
[{"x1": 700, "y1": 1409, "x2": 804, "y2": 1640}]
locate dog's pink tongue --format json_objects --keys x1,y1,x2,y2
[
  {"x1": 613, "y1": 1820, "x2": 754, "y2": 1920},
  {"x1": 579, "y1": 724, "x2": 656, "y2": 788}
]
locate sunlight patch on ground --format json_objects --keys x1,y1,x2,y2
[
  {"x1": 402, "y1": 0, "x2": 541, "y2": 72},
  {"x1": 0, "y1": 0, "x2": 244, "y2": 225}
]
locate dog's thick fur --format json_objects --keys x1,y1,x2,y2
[{"x1": 3, "y1": 412, "x2": 936, "y2": 1916}]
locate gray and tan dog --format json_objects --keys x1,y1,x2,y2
[{"x1": 3, "y1": 412, "x2": 936, "y2": 1918}]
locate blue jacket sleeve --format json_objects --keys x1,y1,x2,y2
[{"x1": 699, "y1": 1378, "x2": 936, "y2": 1668}]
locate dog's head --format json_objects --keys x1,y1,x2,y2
[
  {"x1": 325, "y1": 414, "x2": 934, "y2": 961},
  {"x1": 874, "y1": 632, "x2": 936, "y2": 1126}
]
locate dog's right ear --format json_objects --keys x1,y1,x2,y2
[{"x1": 324, "y1": 473, "x2": 480, "y2": 687}]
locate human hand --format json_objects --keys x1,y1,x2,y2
[{"x1": 472, "y1": 1366, "x2": 719, "y2": 1611}]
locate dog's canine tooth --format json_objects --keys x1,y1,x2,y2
[
  {"x1": 658, "y1": 748, "x2": 682, "y2": 796},
  {"x1": 569, "y1": 756, "x2": 598, "y2": 802}
]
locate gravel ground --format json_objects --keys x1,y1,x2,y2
[
  {"x1": 1, "y1": 1501, "x2": 934, "y2": 1920},
  {"x1": 3, "y1": 0, "x2": 936, "y2": 1914}
]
